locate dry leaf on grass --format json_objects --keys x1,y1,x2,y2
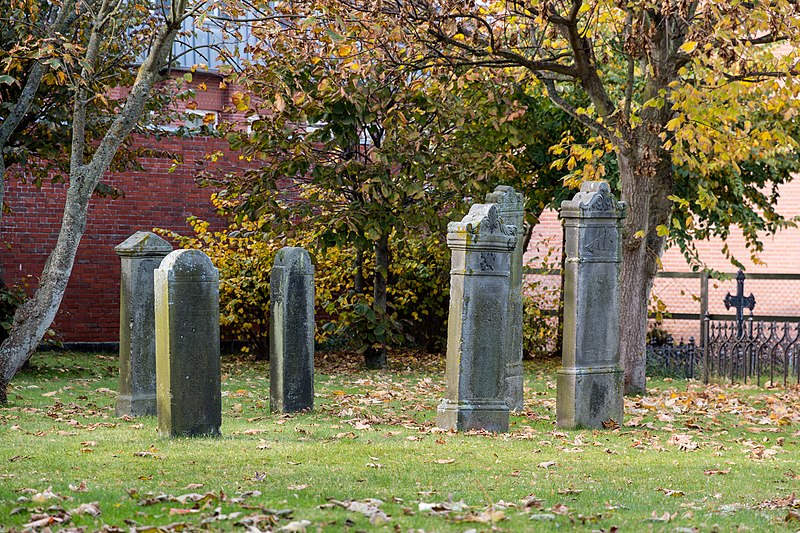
[
  {"x1": 280, "y1": 519, "x2": 312, "y2": 532},
  {"x1": 69, "y1": 480, "x2": 88, "y2": 492},
  {"x1": 330, "y1": 498, "x2": 390, "y2": 524},
  {"x1": 667, "y1": 434, "x2": 698, "y2": 451},
  {"x1": 657, "y1": 488, "x2": 685, "y2": 497},
  {"x1": 69, "y1": 502, "x2": 101, "y2": 516},
  {"x1": 647, "y1": 511, "x2": 674, "y2": 522},
  {"x1": 418, "y1": 500, "x2": 469, "y2": 514}
]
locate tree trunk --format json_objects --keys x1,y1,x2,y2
[
  {"x1": 617, "y1": 145, "x2": 673, "y2": 395},
  {"x1": 353, "y1": 244, "x2": 365, "y2": 295},
  {"x1": 0, "y1": 6, "x2": 184, "y2": 403},
  {"x1": 364, "y1": 233, "x2": 389, "y2": 369},
  {"x1": 0, "y1": 171, "x2": 93, "y2": 389}
]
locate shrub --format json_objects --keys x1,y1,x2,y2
[
  {"x1": 317, "y1": 233, "x2": 450, "y2": 353},
  {"x1": 158, "y1": 194, "x2": 282, "y2": 358},
  {"x1": 163, "y1": 198, "x2": 452, "y2": 357}
]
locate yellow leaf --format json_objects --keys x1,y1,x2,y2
[{"x1": 679, "y1": 41, "x2": 697, "y2": 53}]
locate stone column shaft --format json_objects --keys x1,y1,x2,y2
[
  {"x1": 155, "y1": 249, "x2": 221, "y2": 438},
  {"x1": 437, "y1": 203, "x2": 516, "y2": 433},
  {"x1": 115, "y1": 231, "x2": 172, "y2": 417},
  {"x1": 557, "y1": 181, "x2": 626, "y2": 429},
  {"x1": 486, "y1": 185, "x2": 525, "y2": 412}
]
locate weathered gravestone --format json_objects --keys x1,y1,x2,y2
[
  {"x1": 557, "y1": 181, "x2": 626, "y2": 429},
  {"x1": 115, "y1": 231, "x2": 173, "y2": 417},
  {"x1": 270, "y1": 247, "x2": 315, "y2": 414},
  {"x1": 437, "y1": 204, "x2": 517, "y2": 433},
  {"x1": 486, "y1": 185, "x2": 525, "y2": 412},
  {"x1": 154, "y1": 249, "x2": 221, "y2": 437}
]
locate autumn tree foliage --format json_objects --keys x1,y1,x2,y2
[
  {"x1": 215, "y1": 0, "x2": 579, "y2": 367},
  {"x1": 358, "y1": 0, "x2": 800, "y2": 392}
]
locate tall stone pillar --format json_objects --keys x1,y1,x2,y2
[
  {"x1": 114, "y1": 231, "x2": 173, "y2": 417},
  {"x1": 154, "y1": 250, "x2": 221, "y2": 438},
  {"x1": 437, "y1": 204, "x2": 517, "y2": 433},
  {"x1": 270, "y1": 247, "x2": 315, "y2": 414},
  {"x1": 486, "y1": 185, "x2": 525, "y2": 412},
  {"x1": 557, "y1": 181, "x2": 626, "y2": 429}
]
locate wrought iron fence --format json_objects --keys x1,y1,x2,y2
[
  {"x1": 704, "y1": 319, "x2": 800, "y2": 386},
  {"x1": 526, "y1": 266, "x2": 800, "y2": 384},
  {"x1": 646, "y1": 336, "x2": 701, "y2": 379}
]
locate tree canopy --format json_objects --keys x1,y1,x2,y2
[
  {"x1": 346, "y1": 0, "x2": 800, "y2": 392},
  {"x1": 210, "y1": 0, "x2": 586, "y2": 366}
]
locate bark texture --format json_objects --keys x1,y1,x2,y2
[{"x1": 364, "y1": 233, "x2": 389, "y2": 369}]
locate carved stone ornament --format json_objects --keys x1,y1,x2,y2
[
  {"x1": 479, "y1": 252, "x2": 497, "y2": 272},
  {"x1": 560, "y1": 181, "x2": 627, "y2": 219},
  {"x1": 486, "y1": 185, "x2": 524, "y2": 215},
  {"x1": 448, "y1": 204, "x2": 514, "y2": 236}
]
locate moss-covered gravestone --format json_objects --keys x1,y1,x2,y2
[
  {"x1": 486, "y1": 185, "x2": 525, "y2": 412},
  {"x1": 114, "y1": 231, "x2": 172, "y2": 417},
  {"x1": 270, "y1": 247, "x2": 315, "y2": 414},
  {"x1": 437, "y1": 204, "x2": 517, "y2": 433},
  {"x1": 154, "y1": 250, "x2": 221, "y2": 437},
  {"x1": 557, "y1": 181, "x2": 626, "y2": 429}
]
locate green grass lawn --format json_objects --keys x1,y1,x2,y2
[{"x1": 1, "y1": 350, "x2": 799, "y2": 532}]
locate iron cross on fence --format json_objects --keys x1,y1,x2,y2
[{"x1": 723, "y1": 270, "x2": 756, "y2": 339}]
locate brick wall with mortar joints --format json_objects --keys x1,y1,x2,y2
[{"x1": 1, "y1": 134, "x2": 261, "y2": 343}]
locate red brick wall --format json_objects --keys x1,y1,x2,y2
[{"x1": 1, "y1": 135, "x2": 247, "y2": 343}]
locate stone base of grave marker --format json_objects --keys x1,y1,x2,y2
[
  {"x1": 556, "y1": 367, "x2": 623, "y2": 429},
  {"x1": 437, "y1": 400, "x2": 510, "y2": 433}
]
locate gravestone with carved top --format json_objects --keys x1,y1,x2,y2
[
  {"x1": 557, "y1": 181, "x2": 626, "y2": 429},
  {"x1": 437, "y1": 203, "x2": 517, "y2": 433},
  {"x1": 486, "y1": 185, "x2": 525, "y2": 412}
]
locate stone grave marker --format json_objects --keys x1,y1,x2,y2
[
  {"x1": 154, "y1": 249, "x2": 221, "y2": 437},
  {"x1": 270, "y1": 247, "x2": 315, "y2": 413},
  {"x1": 557, "y1": 181, "x2": 626, "y2": 429},
  {"x1": 486, "y1": 185, "x2": 525, "y2": 412},
  {"x1": 114, "y1": 231, "x2": 173, "y2": 417},
  {"x1": 437, "y1": 203, "x2": 517, "y2": 433}
]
